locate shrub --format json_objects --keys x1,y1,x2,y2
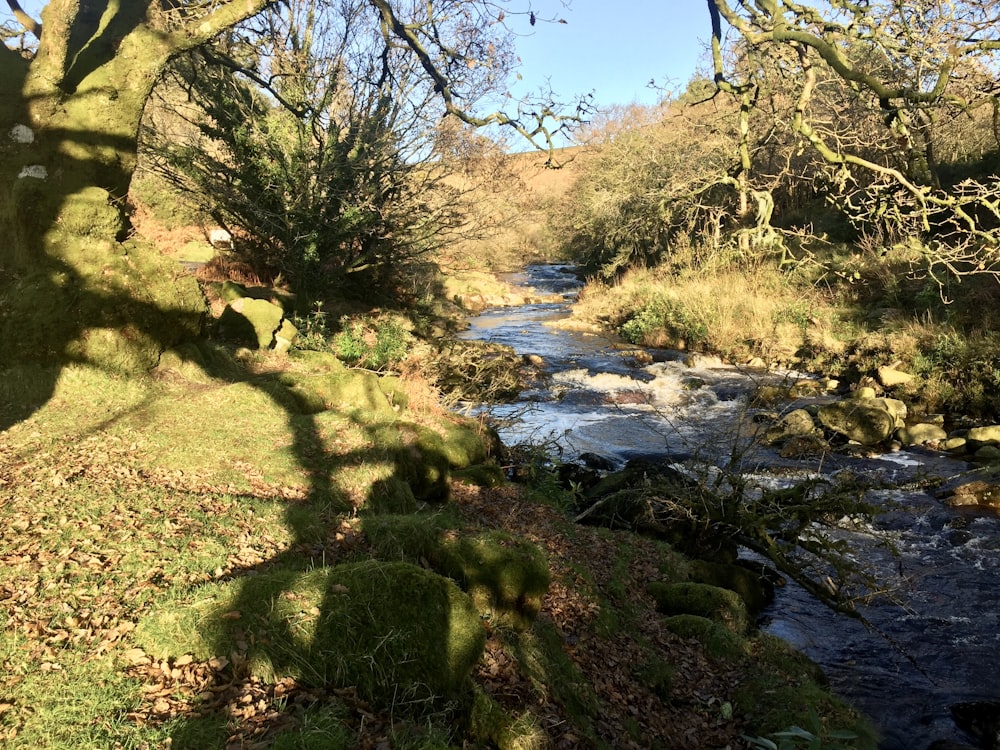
[{"x1": 334, "y1": 315, "x2": 411, "y2": 372}]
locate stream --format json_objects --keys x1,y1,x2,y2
[{"x1": 457, "y1": 264, "x2": 1000, "y2": 750}]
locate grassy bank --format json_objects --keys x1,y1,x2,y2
[
  {"x1": 568, "y1": 250, "x2": 1000, "y2": 422},
  {"x1": 0, "y1": 335, "x2": 875, "y2": 748}
]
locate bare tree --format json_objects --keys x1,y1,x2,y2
[{"x1": 705, "y1": 0, "x2": 1000, "y2": 282}]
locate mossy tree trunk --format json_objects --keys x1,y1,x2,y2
[{"x1": 0, "y1": 0, "x2": 273, "y2": 372}]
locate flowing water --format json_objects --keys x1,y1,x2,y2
[{"x1": 458, "y1": 264, "x2": 1000, "y2": 749}]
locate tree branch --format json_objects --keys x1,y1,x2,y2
[{"x1": 6, "y1": 0, "x2": 41, "y2": 40}]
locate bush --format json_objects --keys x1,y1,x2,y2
[
  {"x1": 334, "y1": 315, "x2": 411, "y2": 372},
  {"x1": 620, "y1": 296, "x2": 710, "y2": 347}
]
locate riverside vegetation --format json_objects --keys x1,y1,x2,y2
[
  {"x1": 0, "y1": 282, "x2": 878, "y2": 749},
  {"x1": 2, "y1": 86, "x2": 996, "y2": 750},
  {"x1": 5, "y1": 2, "x2": 1000, "y2": 748}
]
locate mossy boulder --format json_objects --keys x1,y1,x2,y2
[
  {"x1": 136, "y1": 561, "x2": 486, "y2": 705},
  {"x1": 432, "y1": 531, "x2": 550, "y2": 629},
  {"x1": 362, "y1": 519, "x2": 549, "y2": 629},
  {"x1": 234, "y1": 297, "x2": 285, "y2": 349},
  {"x1": 647, "y1": 581, "x2": 750, "y2": 634},
  {"x1": 688, "y1": 561, "x2": 774, "y2": 616},
  {"x1": 662, "y1": 614, "x2": 747, "y2": 660},
  {"x1": 897, "y1": 422, "x2": 948, "y2": 446},
  {"x1": 817, "y1": 400, "x2": 898, "y2": 445},
  {"x1": 376, "y1": 422, "x2": 453, "y2": 502},
  {"x1": 275, "y1": 367, "x2": 402, "y2": 419}
]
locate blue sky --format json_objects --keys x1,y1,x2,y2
[
  {"x1": 4, "y1": 0, "x2": 713, "y2": 108},
  {"x1": 507, "y1": 1, "x2": 714, "y2": 107}
]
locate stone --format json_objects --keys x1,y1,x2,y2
[
  {"x1": 896, "y1": 423, "x2": 948, "y2": 447},
  {"x1": 853, "y1": 386, "x2": 878, "y2": 400},
  {"x1": 647, "y1": 581, "x2": 750, "y2": 635},
  {"x1": 225, "y1": 297, "x2": 284, "y2": 349},
  {"x1": 967, "y1": 425, "x2": 1000, "y2": 449},
  {"x1": 273, "y1": 319, "x2": 298, "y2": 355},
  {"x1": 940, "y1": 437, "x2": 968, "y2": 453},
  {"x1": 762, "y1": 408, "x2": 819, "y2": 446},
  {"x1": 877, "y1": 365, "x2": 914, "y2": 388},
  {"x1": 939, "y1": 481, "x2": 1000, "y2": 509},
  {"x1": 818, "y1": 400, "x2": 897, "y2": 445},
  {"x1": 874, "y1": 397, "x2": 907, "y2": 426}
]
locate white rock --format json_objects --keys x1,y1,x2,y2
[
  {"x1": 9, "y1": 124, "x2": 34, "y2": 143},
  {"x1": 18, "y1": 164, "x2": 47, "y2": 179},
  {"x1": 208, "y1": 228, "x2": 232, "y2": 249}
]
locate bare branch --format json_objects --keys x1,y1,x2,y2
[{"x1": 6, "y1": 0, "x2": 41, "y2": 40}]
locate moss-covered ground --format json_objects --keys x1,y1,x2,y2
[{"x1": 0, "y1": 346, "x2": 876, "y2": 749}]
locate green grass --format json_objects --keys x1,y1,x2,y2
[
  {"x1": 0, "y1": 342, "x2": 879, "y2": 749},
  {"x1": 0, "y1": 347, "x2": 503, "y2": 747}
]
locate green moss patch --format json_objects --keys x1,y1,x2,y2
[
  {"x1": 433, "y1": 531, "x2": 550, "y2": 629},
  {"x1": 648, "y1": 581, "x2": 751, "y2": 634},
  {"x1": 470, "y1": 688, "x2": 547, "y2": 750},
  {"x1": 363, "y1": 519, "x2": 549, "y2": 629},
  {"x1": 662, "y1": 614, "x2": 748, "y2": 660},
  {"x1": 136, "y1": 561, "x2": 486, "y2": 704},
  {"x1": 688, "y1": 560, "x2": 774, "y2": 616},
  {"x1": 276, "y1": 367, "x2": 401, "y2": 419}
]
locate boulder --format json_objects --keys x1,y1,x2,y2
[
  {"x1": 225, "y1": 296, "x2": 284, "y2": 349},
  {"x1": 877, "y1": 365, "x2": 914, "y2": 388},
  {"x1": 897, "y1": 423, "x2": 948, "y2": 447},
  {"x1": 431, "y1": 531, "x2": 550, "y2": 630},
  {"x1": 818, "y1": 400, "x2": 898, "y2": 445},
  {"x1": 273, "y1": 318, "x2": 299, "y2": 354},
  {"x1": 688, "y1": 560, "x2": 775, "y2": 616},
  {"x1": 967, "y1": 425, "x2": 1000, "y2": 450},
  {"x1": 761, "y1": 408, "x2": 817, "y2": 446},
  {"x1": 940, "y1": 436, "x2": 968, "y2": 453},
  {"x1": 646, "y1": 581, "x2": 751, "y2": 635},
  {"x1": 938, "y1": 481, "x2": 1000, "y2": 510}
]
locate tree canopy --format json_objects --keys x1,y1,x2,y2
[{"x1": 705, "y1": 0, "x2": 1000, "y2": 281}]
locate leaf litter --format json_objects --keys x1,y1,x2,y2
[{"x1": 1, "y1": 425, "x2": 753, "y2": 748}]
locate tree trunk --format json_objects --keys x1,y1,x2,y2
[{"x1": 0, "y1": 0, "x2": 273, "y2": 373}]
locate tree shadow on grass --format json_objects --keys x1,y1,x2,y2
[{"x1": 148, "y1": 355, "x2": 488, "y2": 749}]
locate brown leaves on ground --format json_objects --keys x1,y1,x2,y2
[
  {"x1": 1, "y1": 429, "x2": 750, "y2": 748},
  {"x1": 451, "y1": 483, "x2": 750, "y2": 749}
]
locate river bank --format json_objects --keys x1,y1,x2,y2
[
  {"x1": 0, "y1": 326, "x2": 871, "y2": 748},
  {"x1": 458, "y1": 264, "x2": 1000, "y2": 750}
]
